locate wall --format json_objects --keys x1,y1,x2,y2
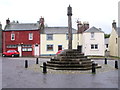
[
  {"x1": 2, "y1": 30, "x2": 40, "y2": 52},
  {"x1": 0, "y1": 29, "x2": 2, "y2": 53},
  {"x1": 40, "y1": 34, "x2": 77, "y2": 55},
  {"x1": 109, "y1": 28, "x2": 118, "y2": 56},
  {"x1": 83, "y1": 32, "x2": 105, "y2": 56}
]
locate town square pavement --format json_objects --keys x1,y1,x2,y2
[{"x1": 0, "y1": 56, "x2": 119, "y2": 89}]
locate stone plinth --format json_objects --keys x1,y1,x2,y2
[{"x1": 45, "y1": 49, "x2": 102, "y2": 70}]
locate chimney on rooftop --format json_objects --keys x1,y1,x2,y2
[
  {"x1": 39, "y1": 16, "x2": 45, "y2": 33},
  {"x1": 112, "y1": 20, "x2": 116, "y2": 30},
  {"x1": 6, "y1": 18, "x2": 10, "y2": 25},
  {"x1": 0, "y1": 22, "x2": 2, "y2": 30},
  {"x1": 83, "y1": 21, "x2": 89, "y2": 30}
]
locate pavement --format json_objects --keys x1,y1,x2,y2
[{"x1": 1, "y1": 57, "x2": 119, "y2": 89}]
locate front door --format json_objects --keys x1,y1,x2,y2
[
  {"x1": 34, "y1": 44, "x2": 39, "y2": 56},
  {"x1": 58, "y1": 45, "x2": 62, "y2": 51},
  {"x1": 77, "y1": 45, "x2": 82, "y2": 53}
]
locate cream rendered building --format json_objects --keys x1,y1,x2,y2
[
  {"x1": 109, "y1": 21, "x2": 119, "y2": 57},
  {"x1": 40, "y1": 27, "x2": 78, "y2": 56}
]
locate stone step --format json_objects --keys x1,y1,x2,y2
[
  {"x1": 46, "y1": 63, "x2": 94, "y2": 67},
  {"x1": 59, "y1": 53, "x2": 84, "y2": 56},
  {"x1": 46, "y1": 65, "x2": 102, "y2": 70},
  {"x1": 51, "y1": 58, "x2": 91, "y2": 61},
  {"x1": 60, "y1": 56, "x2": 88, "y2": 59},
  {"x1": 47, "y1": 61, "x2": 93, "y2": 64}
]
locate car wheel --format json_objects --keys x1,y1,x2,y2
[
  {"x1": 2, "y1": 54, "x2": 5, "y2": 57},
  {"x1": 12, "y1": 54, "x2": 14, "y2": 57}
]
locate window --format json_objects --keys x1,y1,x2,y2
[
  {"x1": 22, "y1": 48, "x2": 32, "y2": 51},
  {"x1": 66, "y1": 33, "x2": 73, "y2": 40},
  {"x1": 11, "y1": 33, "x2": 15, "y2": 40},
  {"x1": 47, "y1": 34, "x2": 53, "y2": 40},
  {"x1": 66, "y1": 34, "x2": 69, "y2": 40},
  {"x1": 47, "y1": 44, "x2": 53, "y2": 51},
  {"x1": 91, "y1": 44, "x2": 98, "y2": 49},
  {"x1": 116, "y1": 38, "x2": 117, "y2": 44},
  {"x1": 106, "y1": 44, "x2": 108, "y2": 48},
  {"x1": 29, "y1": 33, "x2": 33, "y2": 40},
  {"x1": 91, "y1": 32, "x2": 94, "y2": 39}
]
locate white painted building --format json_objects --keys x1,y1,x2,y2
[{"x1": 82, "y1": 26, "x2": 105, "y2": 56}]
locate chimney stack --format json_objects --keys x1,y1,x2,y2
[
  {"x1": 77, "y1": 21, "x2": 82, "y2": 30},
  {"x1": 39, "y1": 16, "x2": 45, "y2": 33},
  {"x1": 6, "y1": 18, "x2": 10, "y2": 25},
  {"x1": 112, "y1": 20, "x2": 116, "y2": 30},
  {"x1": 0, "y1": 22, "x2": 2, "y2": 30},
  {"x1": 83, "y1": 21, "x2": 89, "y2": 30}
]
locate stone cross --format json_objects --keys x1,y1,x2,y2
[{"x1": 67, "y1": 5, "x2": 72, "y2": 49}]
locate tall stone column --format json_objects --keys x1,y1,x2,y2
[{"x1": 67, "y1": 5, "x2": 72, "y2": 50}]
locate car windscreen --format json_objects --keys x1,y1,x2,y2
[{"x1": 7, "y1": 50, "x2": 16, "y2": 53}]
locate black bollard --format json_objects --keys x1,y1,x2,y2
[
  {"x1": 25, "y1": 60, "x2": 28, "y2": 68},
  {"x1": 115, "y1": 61, "x2": 118, "y2": 69},
  {"x1": 105, "y1": 58, "x2": 107, "y2": 64},
  {"x1": 43, "y1": 62, "x2": 47, "y2": 73},
  {"x1": 36, "y1": 58, "x2": 39, "y2": 64},
  {"x1": 92, "y1": 62, "x2": 96, "y2": 74}
]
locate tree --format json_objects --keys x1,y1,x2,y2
[{"x1": 104, "y1": 34, "x2": 110, "y2": 38}]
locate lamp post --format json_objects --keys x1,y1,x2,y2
[{"x1": 67, "y1": 5, "x2": 72, "y2": 50}]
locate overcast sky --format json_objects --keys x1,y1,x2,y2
[{"x1": 0, "y1": 0, "x2": 119, "y2": 34}]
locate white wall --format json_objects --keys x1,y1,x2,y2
[{"x1": 83, "y1": 32, "x2": 105, "y2": 56}]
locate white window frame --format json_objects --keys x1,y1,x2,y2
[
  {"x1": 91, "y1": 32, "x2": 94, "y2": 39},
  {"x1": 47, "y1": 34, "x2": 53, "y2": 40},
  {"x1": 11, "y1": 33, "x2": 15, "y2": 40},
  {"x1": 91, "y1": 44, "x2": 98, "y2": 50},
  {"x1": 29, "y1": 33, "x2": 33, "y2": 40}
]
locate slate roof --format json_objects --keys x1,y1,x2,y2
[
  {"x1": 43, "y1": 27, "x2": 77, "y2": 34},
  {"x1": 84, "y1": 26, "x2": 104, "y2": 33},
  {"x1": 4, "y1": 23, "x2": 39, "y2": 31}
]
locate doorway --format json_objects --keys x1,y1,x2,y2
[
  {"x1": 77, "y1": 45, "x2": 82, "y2": 53},
  {"x1": 58, "y1": 45, "x2": 62, "y2": 51}
]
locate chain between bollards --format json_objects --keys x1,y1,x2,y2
[
  {"x1": 92, "y1": 62, "x2": 96, "y2": 74},
  {"x1": 25, "y1": 60, "x2": 28, "y2": 68},
  {"x1": 43, "y1": 62, "x2": 47, "y2": 73}
]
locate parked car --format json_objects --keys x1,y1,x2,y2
[
  {"x1": 2, "y1": 50, "x2": 20, "y2": 57},
  {"x1": 56, "y1": 50, "x2": 63, "y2": 55}
]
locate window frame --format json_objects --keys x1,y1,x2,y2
[
  {"x1": 91, "y1": 32, "x2": 94, "y2": 39},
  {"x1": 91, "y1": 44, "x2": 98, "y2": 50},
  {"x1": 11, "y1": 33, "x2": 15, "y2": 40},
  {"x1": 47, "y1": 34, "x2": 53, "y2": 40},
  {"x1": 46, "y1": 44, "x2": 53, "y2": 51},
  {"x1": 29, "y1": 33, "x2": 33, "y2": 40}
]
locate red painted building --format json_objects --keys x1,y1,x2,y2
[{"x1": 2, "y1": 18, "x2": 44, "y2": 56}]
